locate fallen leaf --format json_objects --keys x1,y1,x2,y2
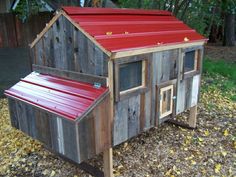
[
  {"x1": 204, "y1": 130, "x2": 210, "y2": 136},
  {"x1": 223, "y1": 130, "x2": 229, "y2": 136},
  {"x1": 221, "y1": 151, "x2": 227, "y2": 157},
  {"x1": 215, "y1": 164, "x2": 221, "y2": 173},
  {"x1": 50, "y1": 170, "x2": 56, "y2": 177}
]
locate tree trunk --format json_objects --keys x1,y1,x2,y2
[{"x1": 223, "y1": 13, "x2": 235, "y2": 46}]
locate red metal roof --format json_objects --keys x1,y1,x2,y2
[
  {"x1": 5, "y1": 72, "x2": 108, "y2": 120},
  {"x1": 63, "y1": 7, "x2": 207, "y2": 52}
]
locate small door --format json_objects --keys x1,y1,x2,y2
[
  {"x1": 156, "y1": 80, "x2": 177, "y2": 125},
  {"x1": 159, "y1": 85, "x2": 174, "y2": 118}
]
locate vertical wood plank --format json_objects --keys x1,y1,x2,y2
[
  {"x1": 78, "y1": 30, "x2": 88, "y2": 73},
  {"x1": 103, "y1": 148, "x2": 114, "y2": 177},
  {"x1": 94, "y1": 95, "x2": 111, "y2": 154},
  {"x1": 140, "y1": 93, "x2": 145, "y2": 132},
  {"x1": 152, "y1": 52, "x2": 161, "y2": 125},
  {"x1": 49, "y1": 116, "x2": 59, "y2": 153},
  {"x1": 53, "y1": 16, "x2": 63, "y2": 69},
  {"x1": 8, "y1": 98, "x2": 19, "y2": 129},
  {"x1": 113, "y1": 99, "x2": 129, "y2": 146},
  {"x1": 35, "y1": 110, "x2": 52, "y2": 147},
  {"x1": 62, "y1": 118, "x2": 79, "y2": 163},
  {"x1": 160, "y1": 51, "x2": 170, "y2": 82},
  {"x1": 191, "y1": 74, "x2": 200, "y2": 107},
  {"x1": 78, "y1": 114, "x2": 96, "y2": 161},
  {"x1": 188, "y1": 105, "x2": 197, "y2": 128},
  {"x1": 25, "y1": 105, "x2": 36, "y2": 138},
  {"x1": 87, "y1": 39, "x2": 96, "y2": 75},
  {"x1": 73, "y1": 27, "x2": 79, "y2": 72},
  {"x1": 15, "y1": 100, "x2": 29, "y2": 134},
  {"x1": 185, "y1": 77, "x2": 193, "y2": 109},
  {"x1": 95, "y1": 47, "x2": 104, "y2": 76},
  {"x1": 144, "y1": 90, "x2": 152, "y2": 129},
  {"x1": 128, "y1": 95, "x2": 140, "y2": 138},
  {"x1": 176, "y1": 79, "x2": 186, "y2": 114}
]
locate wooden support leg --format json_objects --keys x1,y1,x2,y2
[
  {"x1": 103, "y1": 148, "x2": 113, "y2": 177},
  {"x1": 188, "y1": 105, "x2": 197, "y2": 128}
]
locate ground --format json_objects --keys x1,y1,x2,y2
[
  {"x1": 205, "y1": 43, "x2": 236, "y2": 62},
  {"x1": 0, "y1": 45, "x2": 235, "y2": 177}
]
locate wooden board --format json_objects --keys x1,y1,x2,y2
[
  {"x1": 191, "y1": 74, "x2": 200, "y2": 107},
  {"x1": 8, "y1": 95, "x2": 112, "y2": 164},
  {"x1": 113, "y1": 99, "x2": 129, "y2": 146},
  {"x1": 111, "y1": 41, "x2": 206, "y2": 59},
  {"x1": 32, "y1": 64, "x2": 107, "y2": 86},
  {"x1": 31, "y1": 15, "x2": 109, "y2": 77},
  {"x1": 7, "y1": 98, "x2": 80, "y2": 163}
]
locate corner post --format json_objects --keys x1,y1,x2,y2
[
  {"x1": 103, "y1": 148, "x2": 114, "y2": 177},
  {"x1": 188, "y1": 105, "x2": 197, "y2": 128}
]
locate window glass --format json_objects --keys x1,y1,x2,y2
[
  {"x1": 119, "y1": 61, "x2": 142, "y2": 92},
  {"x1": 184, "y1": 50, "x2": 196, "y2": 72}
]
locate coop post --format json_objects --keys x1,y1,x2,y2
[
  {"x1": 188, "y1": 105, "x2": 197, "y2": 128},
  {"x1": 103, "y1": 148, "x2": 114, "y2": 177}
]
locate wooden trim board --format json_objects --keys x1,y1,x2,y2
[
  {"x1": 188, "y1": 105, "x2": 197, "y2": 128},
  {"x1": 111, "y1": 41, "x2": 206, "y2": 59},
  {"x1": 103, "y1": 148, "x2": 114, "y2": 177},
  {"x1": 32, "y1": 64, "x2": 107, "y2": 86}
]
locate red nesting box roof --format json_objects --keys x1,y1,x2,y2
[
  {"x1": 5, "y1": 72, "x2": 108, "y2": 120},
  {"x1": 63, "y1": 7, "x2": 207, "y2": 52}
]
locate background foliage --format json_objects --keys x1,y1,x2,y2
[
  {"x1": 12, "y1": 0, "x2": 46, "y2": 22},
  {"x1": 118, "y1": 0, "x2": 236, "y2": 44}
]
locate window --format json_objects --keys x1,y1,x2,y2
[
  {"x1": 160, "y1": 85, "x2": 173, "y2": 118},
  {"x1": 184, "y1": 51, "x2": 196, "y2": 72},
  {"x1": 184, "y1": 50, "x2": 198, "y2": 74},
  {"x1": 115, "y1": 59, "x2": 148, "y2": 101},
  {"x1": 119, "y1": 61, "x2": 142, "y2": 92}
]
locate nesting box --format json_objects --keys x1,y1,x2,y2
[{"x1": 5, "y1": 7, "x2": 207, "y2": 176}]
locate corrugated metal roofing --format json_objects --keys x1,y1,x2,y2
[
  {"x1": 63, "y1": 7, "x2": 207, "y2": 52},
  {"x1": 5, "y1": 72, "x2": 108, "y2": 120}
]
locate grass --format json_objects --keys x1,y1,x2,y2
[
  {"x1": 202, "y1": 57, "x2": 236, "y2": 101},
  {"x1": 203, "y1": 57, "x2": 236, "y2": 81}
]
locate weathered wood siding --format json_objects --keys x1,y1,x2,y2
[
  {"x1": 8, "y1": 98, "x2": 80, "y2": 162},
  {"x1": 113, "y1": 49, "x2": 179, "y2": 146},
  {"x1": 176, "y1": 74, "x2": 201, "y2": 114},
  {"x1": 8, "y1": 93, "x2": 111, "y2": 163},
  {"x1": 113, "y1": 47, "x2": 203, "y2": 146},
  {"x1": 77, "y1": 94, "x2": 112, "y2": 161},
  {"x1": 31, "y1": 15, "x2": 109, "y2": 77}
]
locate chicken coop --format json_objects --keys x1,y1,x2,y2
[{"x1": 5, "y1": 7, "x2": 207, "y2": 177}]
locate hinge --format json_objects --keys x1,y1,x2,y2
[{"x1": 93, "y1": 82, "x2": 101, "y2": 89}]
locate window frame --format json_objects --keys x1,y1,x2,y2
[
  {"x1": 181, "y1": 47, "x2": 203, "y2": 79},
  {"x1": 114, "y1": 56, "x2": 149, "y2": 101}
]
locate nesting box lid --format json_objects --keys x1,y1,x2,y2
[{"x1": 5, "y1": 72, "x2": 108, "y2": 120}]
